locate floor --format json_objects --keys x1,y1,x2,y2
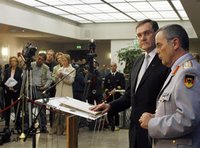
[{"x1": 0, "y1": 125, "x2": 129, "y2": 148}]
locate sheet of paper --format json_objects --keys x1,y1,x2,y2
[
  {"x1": 5, "y1": 77, "x2": 18, "y2": 87},
  {"x1": 36, "y1": 97, "x2": 106, "y2": 120}
]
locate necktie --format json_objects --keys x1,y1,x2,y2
[{"x1": 135, "y1": 54, "x2": 150, "y2": 91}]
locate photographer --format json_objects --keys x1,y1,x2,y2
[
  {"x1": 31, "y1": 53, "x2": 52, "y2": 133},
  {"x1": 83, "y1": 63, "x2": 102, "y2": 105}
]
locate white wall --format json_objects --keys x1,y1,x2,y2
[
  {"x1": 0, "y1": 35, "x2": 66, "y2": 65},
  {"x1": 0, "y1": 0, "x2": 81, "y2": 39},
  {"x1": 111, "y1": 39, "x2": 134, "y2": 73}
]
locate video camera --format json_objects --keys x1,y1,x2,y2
[
  {"x1": 22, "y1": 42, "x2": 37, "y2": 65},
  {"x1": 87, "y1": 39, "x2": 97, "y2": 73}
]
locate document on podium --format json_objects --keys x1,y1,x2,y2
[{"x1": 36, "y1": 97, "x2": 105, "y2": 120}]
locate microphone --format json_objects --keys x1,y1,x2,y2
[{"x1": 41, "y1": 90, "x2": 46, "y2": 95}]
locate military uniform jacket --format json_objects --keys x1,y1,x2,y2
[
  {"x1": 148, "y1": 53, "x2": 200, "y2": 148},
  {"x1": 104, "y1": 71, "x2": 125, "y2": 101}
]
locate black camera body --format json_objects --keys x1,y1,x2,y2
[
  {"x1": 22, "y1": 42, "x2": 37, "y2": 64},
  {"x1": 87, "y1": 39, "x2": 97, "y2": 73}
]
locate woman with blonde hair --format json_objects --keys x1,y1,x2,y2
[
  {"x1": 52, "y1": 52, "x2": 64, "y2": 82},
  {"x1": 2, "y1": 56, "x2": 22, "y2": 130},
  {"x1": 51, "y1": 54, "x2": 76, "y2": 135}
]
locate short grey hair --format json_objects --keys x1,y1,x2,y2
[{"x1": 156, "y1": 24, "x2": 189, "y2": 51}]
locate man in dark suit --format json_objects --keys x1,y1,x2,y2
[
  {"x1": 104, "y1": 62, "x2": 125, "y2": 131},
  {"x1": 92, "y1": 19, "x2": 169, "y2": 148}
]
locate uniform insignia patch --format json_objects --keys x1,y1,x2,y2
[
  {"x1": 184, "y1": 75, "x2": 195, "y2": 88},
  {"x1": 183, "y1": 61, "x2": 193, "y2": 69}
]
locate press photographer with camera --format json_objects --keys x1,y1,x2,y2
[
  {"x1": 82, "y1": 40, "x2": 103, "y2": 130},
  {"x1": 83, "y1": 40, "x2": 103, "y2": 106},
  {"x1": 31, "y1": 53, "x2": 52, "y2": 133}
]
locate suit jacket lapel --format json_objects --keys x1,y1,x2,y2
[
  {"x1": 137, "y1": 55, "x2": 159, "y2": 90},
  {"x1": 132, "y1": 55, "x2": 145, "y2": 92}
]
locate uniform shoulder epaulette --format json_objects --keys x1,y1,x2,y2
[{"x1": 183, "y1": 61, "x2": 193, "y2": 69}]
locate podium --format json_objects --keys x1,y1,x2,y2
[
  {"x1": 36, "y1": 97, "x2": 105, "y2": 148},
  {"x1": 66, "y1": 113, "x2": 77, "y2": 148}
]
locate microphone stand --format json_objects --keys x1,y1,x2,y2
[
  {"x1": 41, "y1": 69, "x2": 76, "y2": 96},
  {"x1": 24, "y1": 69, "x2": 76, "y2": 148}
]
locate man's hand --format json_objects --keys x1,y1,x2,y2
[
  {"x1": 90, "y1": 103, "x2": 111, "y2": 114},
  {"x1": 139, "y1": 112, "x2": 154, "y2": 129}
]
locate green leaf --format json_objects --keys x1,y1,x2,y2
[{"x1": 117, "y1": 46, "x2": 142, "y2": 73}]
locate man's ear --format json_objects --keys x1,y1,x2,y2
[{"x1": 173, "y1": 37, "x2": 180, "y2": 51}]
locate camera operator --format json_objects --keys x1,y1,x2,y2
[
  {"x1": 84, "y1": 40, "x2": 103, "y2": 105},
  {"x1": 83, "y1": 62, "x2": 102, "y2": 105},
  {"x1": 31, "y1": 53, "x2": 52, "y2": 133}
]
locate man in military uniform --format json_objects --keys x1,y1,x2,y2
[
  {"x1": 139, "y1": 24, "x2": 200, "y2": 148},
  {"x1": 104, "y1": 62, "x2": 125, "y2": 131}
]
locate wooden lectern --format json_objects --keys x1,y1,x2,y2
[
  {"x1": 36, "y1": 97, "x2": 105, "y2": 148},
  {"x1": 66, "y1": 113, "x2": 78, "y2": 148}
]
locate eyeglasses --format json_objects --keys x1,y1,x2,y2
[{"x1": 137, "y1": 30, "x2": 154, "y2": 39}]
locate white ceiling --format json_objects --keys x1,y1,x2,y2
[
  {"x1": 1, "y1": 0, "x2": 200, "y2": 44},
  {"x1": 14, "y1": 0, "x2": 188, "y2": 24}
]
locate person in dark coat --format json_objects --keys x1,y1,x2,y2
[
  {"x1": 2, "y1": 56, "x2": 22, "y2": 129},
  {"x1": 45, "y1": 49, "x2": 57, "y2": 127},
  {"x1": 73, "y1": 67, "x2": 85, "y2": 101},
  {"x1": 92, "y1": 19, "x2": 170, "y2": 148}
]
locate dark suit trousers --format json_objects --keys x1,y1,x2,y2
[{"x1": 129, "y1": 124, "x2": 151, "y2": 148}]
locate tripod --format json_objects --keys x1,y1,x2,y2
[{"x1": 15, "y1": 61, "x2": 41, "y2": 148}]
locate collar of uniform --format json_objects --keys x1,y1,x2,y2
[
  {"x1": 171, "y1": 53, "x2": 193, "y2": 73},
  {"x1": 111, "y1": 71, "x2": 117, "y2": 75}
]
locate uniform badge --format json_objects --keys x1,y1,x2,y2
[
  {"x1": 183, "y1": 61, "x2": 193, "y2": 69},
  {"x1": 184, "y1": 75, "x2": 195, "y2": 88}
]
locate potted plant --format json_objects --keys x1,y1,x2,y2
[{"x1": 118, "y1": 46, "x2": 143, "y2": 74}]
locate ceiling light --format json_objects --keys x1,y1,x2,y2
[
  {"x1": 14, "y1": 0, "x2": 45, "y2": 7},
  {"x1": 1, "y1": 47, "x2": 9, "y2": 57},
  {"x1": 130, "y1": 2, "x2": 154, "y2": 11},
  {"x1": 37, "y1": 6, "x2": 67, "y2": 14}
]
